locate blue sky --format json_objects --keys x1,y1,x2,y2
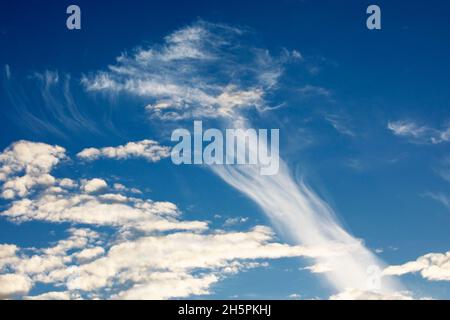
[{"x1": 0, "y1": 0, "x2": 449, "y2": 300}]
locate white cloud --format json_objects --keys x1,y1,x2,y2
[
  {"x1": 59, "y1": 226, "x2": 315, "y2": 296},
  {"x1": 26, "y1": 291, "x2": 72, "y2": 300},
  {"x1": 0, "y1": 144, "x2": 355, "y2": 300},
  {"x1": 73, "y1": 247, "x2": 105, "y2": 263},
  {"x1": 223, "y1": 216, "x2": 248, "y2": 227},
  {"x1": 2, "y1": 192, "x2": 206, "y2": 232},
  {"x1": 59, "y1": 178, "x2": 77, "y2": 189},
  {"x1": 0, "y1": 221, "x2": 326, "y2": 299},
  {"x1": 81, "y1": 178, "x2": 108, "y2": 193},
  {"x1": 81, "y1": 21, "x2": 297, "y2": 121},
  {"x1": 5, "y1": 64, "x2": 11, "y2": 79},
  {"x1": 298, "y1": 85, "x2": 331, "y2": 97},
  {"x1": 424, "y1": 192, "x2": 450, "y2": 209},
  {"x1": 0, "y1": 244, "x2": 19, "y2": 271},
  {"x1": 323, "y1": 113, "x2": 355, "y2": 137},
  {"x1": 384, "y1": 251, "x2": 450, "y2": 281},
  {"x1": 114, "y1": 273, "x2": 218, "y2": 300},
  {"x1": 329, "y1": 288, "x2": 413, "y2": 300},
  {"x1": 388, "y1": 120, "x2": 450, "y2": 144},
  {"x1": 303, "y1": 263, "x2": 332, "y2": 274},
  {"x1": 113, "y1": 183, "x2": 142, "y2": 194},
  {"x1": 95, "y1": 22, "x2": 405, "y2": 297},
  {"x1": 77, "y1": 140, "x2": 170, "y2": 163},
  {"x1": 212, "y1": 141, "x2": 402, "y2": 295},
  {"x1": 0, "y1": 274, "x2": 32, "y2": 298},
  {"x1": 0, "y1": 141, "x2": 66, "y2": 199}
]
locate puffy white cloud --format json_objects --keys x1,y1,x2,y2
[
  {"x1": 0, "y1": 221, "x2": 326, "y2": 299},
  {"x1": 329, "y1": 288, "x2": 413, "y2": 300},
  {"x1": 114, "y1": 273, "x2": 218, "y2": 300},
  {"x1": 59, "y1": 178, "x2": 77, "y2": 189},
  {"x1": 384, "y1": 251, "x2": 450, "y2": 281},
  {"x1": 0, "y1": 244, "x2": 19, "y2": 271},
  {"x1": 303, "y1": 263, "x2": 332, "y2": 274},
  {"x1": 57, "y1": 226, "x2": 315, "y2": 297},
  {"x1": 0, "y1": 141, "x2": 66, "y2": 199},
  {"x1": 73, "y1": 247, "x2": 105, "y2": 263},
  {"x1": 1, "y1": 192, "x2": 206, "y2": 232},
  {"x1": 26, "y1": 291, "x2": 72, "y2": 300},
  {"x1": 113, "y1": 183, "x2": 142, "y2": 194},
  {"x1": 81, "y1": 178, "x2": 108, "y2": 193},
  {"x1": 77, "y1": 140, "x2": 170, "y2": 163},
  {"x1": 0, "y1": 274, "x2": 32, "y2": 298}
]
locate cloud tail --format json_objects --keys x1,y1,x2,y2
[{"x1": 211, "y1": 121, "x2": 401, "y2": 295}]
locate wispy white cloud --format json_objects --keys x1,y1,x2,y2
[
  {"x1": 82, "y1": 20, "x2": 300, "y2": 121},
  {"x1": 3, "y1": 70, "x2": 100, "y2": 138},
  {"x1": 4, "y1": 64, "x2": 11, "y2": 79},
  {"x1": 388, "y1": 120, "x2": 450, "y2": 144},
  {"x1": 213, "y1": 155, "x2": 402, "y2": 295},
  {"x1": 432, "y1": 156, "x2": 450, "y2": 184},
  {"x1": 424, "y1": 192, "x2": 450, "y2": 209},
  {"x1": 298, "y1": 85, "x2": 331, "y2": 97},
  {"x1": 323, "y1": 113, "x2": 355, "y2": 137}
]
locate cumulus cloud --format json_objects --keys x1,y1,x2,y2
[
  {"x1": 1, "y1": 192, "x2": 206, "y2": 232},
  {"x1": 0, "y1": 141, "x2": 206, "y2": 233},
  {"x1": 73, "y1": 247, "x2": 105, "y2": 263},
  {"x1": 0, "y1": 218, "x2": 328, "y2": 299},
  {"x1": 77, "y1": 140, "x2": 170, "y2": 163},
  {"x1": 0, "y1": 141, "x2": 66, "y2": 199},
  {"x1": 25, "y1": 291, "x2": 73, "y2": 300},
  {"x1": 0, "y1": 139, "x2": 333, "y2": 299},
  {"x1": 63, "y1": 226, "x2": 311, "y2": 296},
  {"x1": 388, "y1": 120, "x2": 450, "y2": 144},
  {"x1": 0, "y1": 274, "x2": 33, "y2": 298},
  {"x1": 384, "y1": 251, "x2": 450, "y2": 281},
  {"x1": 81, "y1": 178, "x2": 108, "y2": 193},
  {"x1": 329, "y1": 288, "x2": 413, "y2": 300},
  {"x1": 303, "y1": 263, "x2": 333, "y2": 274}
]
